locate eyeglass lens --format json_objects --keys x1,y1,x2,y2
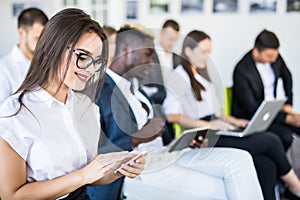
[{"x1": 75, "y1": 51, "x2": 106, "y2": 72}]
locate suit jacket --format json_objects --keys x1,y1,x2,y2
[
  {"x1": 87, "y1": 74, "x2": 138, "y2": 200},
  {"x1": 232, "y1": 50, "x2": 293, "y2": 124},
  {"x1": 97, "y1": 74, "x2": 138, "y2": 153},
  {"x1": 140, "y1": 51, "x2": 180, "y2": 104}
]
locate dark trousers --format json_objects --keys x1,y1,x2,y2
[
  {"x1": 268, "y1": 122, "x2": 300, "y2": 151},
  {"x1": 253, "y1": 155, "x2": 278, "y2": 200},
  {"x1": 62, "y1": 186, "x2": 89, "y2": 200}
]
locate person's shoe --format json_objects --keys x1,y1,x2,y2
[{"x1": 284, "y1": 188, "x2": 300, "y2": 200}]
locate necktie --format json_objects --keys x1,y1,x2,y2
[
  {"x1": 140, "y1": 100, "x2": 150, "y2": 116},
  {"x1": 130, "y1": 78, "x2": 150, "y2": 116}
]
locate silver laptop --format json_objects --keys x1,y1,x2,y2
[{"x1": 216, "y1": 98, "x2": 286, "y2": 137}]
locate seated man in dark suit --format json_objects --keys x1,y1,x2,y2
[
  {"x1": 86, "y1": 23, "x2": 263, "y2": 200},
  {"x1": 232, "y1": 29, "x2": 300, "y2": 151}
]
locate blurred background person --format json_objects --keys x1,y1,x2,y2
[
  {"x1": 140, "y1": 19, "x2": 180, "y2": 105},
  {"x1": 0, "y1": 7, "x2": 48, "y2": 104}
]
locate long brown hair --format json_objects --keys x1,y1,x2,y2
[
  {"x1": 180, "y1": 30, "x2": 210, "y2": 101},
  {"x1": 15, "y1": 8, "x2": 108, "y2": 115}
]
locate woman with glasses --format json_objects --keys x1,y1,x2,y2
[
  {"x1": 0, "y1": 8, "x2": 145, "y2": 200},
  {"x1": 163, "y1": 30, "x2": 300, "y2": 200}
]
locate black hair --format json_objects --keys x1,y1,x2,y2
[
  {"x1": 18, "y1": 7, "x2": 48, "y2": 29},
  {"x1": 114, "y1": 24, "x2": 154, "y2": 58},
  {"x1": 162, "y1": 19, "x2": 180, "y2": 32},
  {"x1": 254, "y1": 29, "x2": 280, "y2": 52}
]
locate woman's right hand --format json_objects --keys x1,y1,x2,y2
[{"x1": 81, "y1": 151, "x2": 129, "y2": 184}]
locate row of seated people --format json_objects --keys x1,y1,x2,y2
[{"x1": 87, "y1": 23, "x2": 300, "y2": 200}]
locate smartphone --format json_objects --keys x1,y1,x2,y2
[{"x1": 113, "y1": 150, "x2": 148, "y2": 174}]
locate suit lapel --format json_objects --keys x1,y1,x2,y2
[
  {"x1": 105, "y1": 74, "x2": 137, "y2": 124},
  {"x1": 172, "y1": 53, "x2": 180, "y2": 68},
  {"x1": 248, "y1": 54, "x2": 265, "y2": 97}
]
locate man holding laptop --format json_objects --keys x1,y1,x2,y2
[{"x1": 232, "y1": 29, "x2": 300, "y2": 151}]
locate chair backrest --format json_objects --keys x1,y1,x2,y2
[
  {"x1": 224, "y1": 86, "x2": 233, "y2": 116},
  {"x1": 173, "y1": 123, "x2": 183, "y2": 138}
]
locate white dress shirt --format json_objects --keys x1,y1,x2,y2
[
  {"x1": 156, "y1": 43, "x2": 174, "y2": 85},
  {"x1": 106, "y1": 69, "x2": 153, "y2": 130},
  {"x1": 0, "y1": 45, "x2": 30, "y2": 104},
  {"x1": 0, "y1": 88, "x2": 100, "y2": 184},
  {"x1": 106, "y1": 69, "x2": 163, "y2": 150},
  {"x1": 163, "y1": 65, "x2": 220, "y2": 119},
  {"x1": 256, "y1": 62, "x2": 275, "y2": 100}
]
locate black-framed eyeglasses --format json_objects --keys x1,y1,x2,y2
[{"x1": 69, "y1": 48, "x2": 106, "y2": 72}]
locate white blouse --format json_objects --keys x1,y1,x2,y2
[
  {"x1": 0, "y1": 88, "x2": 100, "y2": 182},
  {"x1": 163, "y1": 65, "x2": 220, "y2": 119}
]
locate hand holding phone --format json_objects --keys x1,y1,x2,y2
[{"x1": 113, "y1": 150, "x2": 148, "y2": 174}]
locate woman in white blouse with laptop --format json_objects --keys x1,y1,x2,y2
[{"x1": 0, "y1": 8, "x2": 145, "y2": 200}]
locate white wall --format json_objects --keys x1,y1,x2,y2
[
  {"x1": 1, "y1": 0, "x2": 300, "y2": 110},
  {"x1": 0, "y1": 1, "x2": 19, "y2": 56}
]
